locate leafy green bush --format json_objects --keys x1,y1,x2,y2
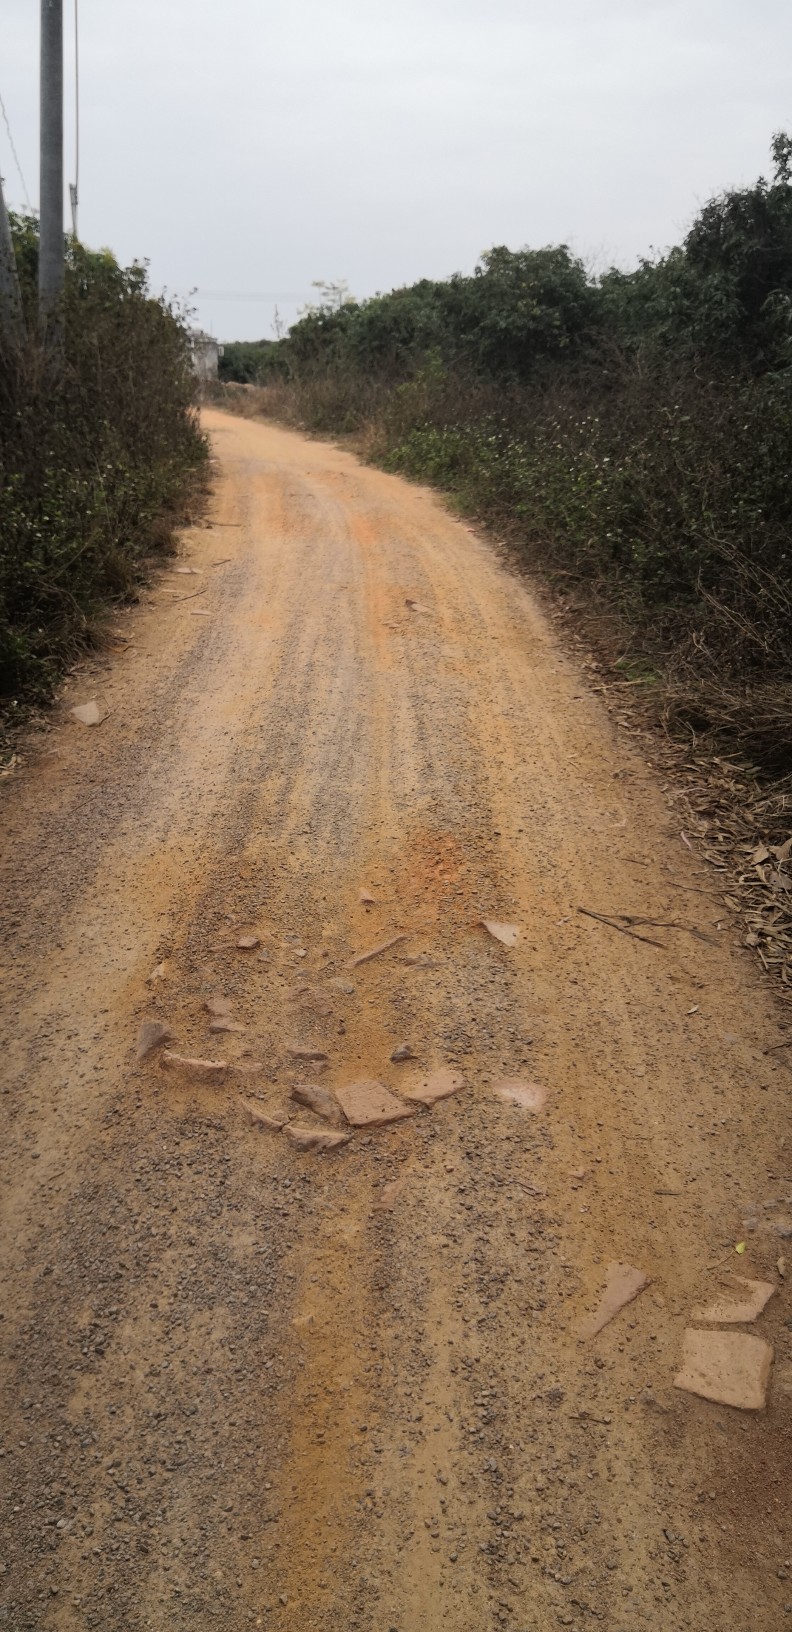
[
  {"x1": 244, "y1": 137, "x2": 792, "y2": 770},
  {"x1": 219, "y1": 338, "x2": 286, "y2": 384},
  {"x1": 0, "y1": 222, "x2": 207, "y2": 704}
]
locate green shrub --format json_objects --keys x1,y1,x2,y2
[{"x1": 0, "y1": 223, "x2": 207, "y2": 704}]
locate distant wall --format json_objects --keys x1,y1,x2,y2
[{"x1": 190, "y1": 331, "x2": 222, "y2": 383}]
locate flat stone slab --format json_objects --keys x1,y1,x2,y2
[
  {"x1": 674, "y1": 1329, "x2": 773, "y2": 1410},
  {"x1": 161, "y1": 1051, "x2": 227, "y2": 1080},
  {"x1": 292, "y1": 1083, "x2": 342, "y2": 1123},
  {"x1": 70, "y1": 699, "x2": 104, "y2": 726},
  {"x1": 402, "y1": 1069, "x2": 463, "y2": 1106},
  {"x1": 284, "y1": 1123, "x2": 351, "y2": 1152},
  {"x1": 242, "y1": 1099, "x2": 288, "y2": 1132},
  {"x1": 335, "y1": 1078, "x2": 415, "y2": 1127},
  {"x1": 693, "y1": 1276, "x2": 776, "y2": 1325},
  {"x1": 480, "y1": 918, "x2": 520, "y2": 948},
  {"x1": 579, "y1": 1262, "x2": 650, "y2": 1338},
  {"x1": 136, "y1": 1019, "x2": 172, "y2": 1060},
  {"x1": 493, "y1": 1077, "x2": 548, "y2": 1113}
]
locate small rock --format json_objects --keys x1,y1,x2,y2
[
  {"x1": 236, "y1": 935, "x2": 260, "y2": 951},
  {"x1": 390, "y1": 1044, "x2": 415, "y2": 1063},
  {"x1": 288, "y1": 1046, "x2": 330, "y2": 1061},
  {"x1": 209, "y1": 1019, "x2": 245, "y2": 1033},
  {"x1": 674, "y1": 1328, "x2": 774, "y2": 1410},
  {"x1": 136, "y1": 1019, "x2": 172, "y2": 1061}
]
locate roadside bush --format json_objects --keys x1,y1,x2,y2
[
  {"x1": 0, "y1": 223, "x2": 207, "y2": 706},
  {"x1": 243, "y1": 137, "x2": 792, "y2": 773}
]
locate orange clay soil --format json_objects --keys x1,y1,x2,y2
[{"x1": 1, "y1": 407, "x2": 791, "y2": 1632}]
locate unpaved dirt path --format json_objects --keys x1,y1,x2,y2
[{"x1": 2, "y1": 408, "x2": 791, "y2": 1632}]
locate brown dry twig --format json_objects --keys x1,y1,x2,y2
[
  {"x1": 577, "y1": 907, "x2": 666, "y2": 948},
  {"x1": 162, "y1": 586, "x2": 207, "y2": 605},
  {"x1": 618, "y1": 914, "x2": 718, "y2": 946}
]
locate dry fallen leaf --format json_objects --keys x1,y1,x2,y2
[{"x1": 480, "y1": 919, "x2": 520, "y2": 948}]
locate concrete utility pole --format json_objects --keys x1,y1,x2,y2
[
  {"x1": 39, "y1": 0, "x2": 64, "y2": 331},
  {"x1": 0, "y1": 171, "x2": 25, "y2": 346}
]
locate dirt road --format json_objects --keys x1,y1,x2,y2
[{"x1": 1, "y1": 408, "x2": 791, "y2": 1631}]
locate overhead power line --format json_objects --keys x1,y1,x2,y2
[
  {"x1": 187, "y1": 289, "x2": 312, "y2": 303},
  {"x1": 0, "y1": 86, "x2": 32, "y2": 210}
]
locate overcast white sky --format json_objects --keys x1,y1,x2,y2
[{"x1": 3, "y1": 0, "x2": 791, "y2": 341}]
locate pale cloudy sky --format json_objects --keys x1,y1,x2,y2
[{"x1": 3, "y1": 0, "x2": 791, "y2": 340}]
